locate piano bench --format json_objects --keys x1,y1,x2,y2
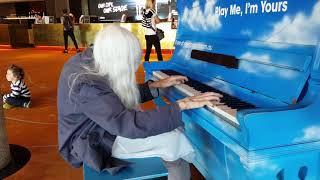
[{"x1": 83, "y1": 157, "x2": 168, "y2": 180}]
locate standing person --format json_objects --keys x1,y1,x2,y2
[
  {"x1": 2, "y1": 65, "x2": 31, "y2": 109},
  {"x1": 120, "y1": 13, "x2": 128, "y2": 22},
  {"x1": 61, "y1": 9, "x2": 80, "y2": 54},
  {"x1": 142, "y1": 0, "x2": 163, "y2": 62},
  {"x1": 34, "y1": 14, "x2": 43, "y2": 24},
  {"x1": 57, "y1": 25, "x2": 221, "y2": 179}
]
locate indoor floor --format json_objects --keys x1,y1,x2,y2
[{"x1": 0, "y1": 48, "x2": 171, "y2": 180}]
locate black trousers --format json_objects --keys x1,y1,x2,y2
[
  {"x1": 6, "y1": 97, "x2": 30, "y2": 107},
  {"x1": 144, "y1": 35, "x2": 163, "y2": 62},
  {"x1": 63, "y1": 30, "x2": 79, "y2": 50}
]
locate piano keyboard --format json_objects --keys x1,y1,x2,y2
[{"x1": 153, "y1": 70, "x2": 256, "y2": 126}]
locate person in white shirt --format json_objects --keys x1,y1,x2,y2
[
  {"x1": 141, "y1": 0, "x2": 163, "y2": 62},
  {"x1": 34, "y1": 14, "x2": 43, "y2": 24},
  {"x1": 121, "y1": 13, "x2": 128, "y2": 22}
]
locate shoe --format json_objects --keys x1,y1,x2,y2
[
  {"x1": 3, "y1": 103, "x2": 14, "y2": 109},
  {"x1": 23, "y1": 101, "x2": 31, "y2": 108},
  {"x1": 63, "y1": 50, "x2": 68, "y2": 54},
  {"x1": 76, "y1": 49, "x2": 81, "y2": 53}
]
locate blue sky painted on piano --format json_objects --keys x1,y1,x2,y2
[
  {"x1": 174, "y1": 0, "x2": 320, "y2": 80},
  {"x1": 172, "y1": 0, "x2": 320, "y2": 146},
  {"x1": 179, "y1": 0, "x2": 320, "y2": 46}
]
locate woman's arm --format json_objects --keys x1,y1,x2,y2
[
  {"x1": 138, "y1": 81, "x2": 158, "y2": 103},
  {"x1": 149, "y1": 75, "x2": 188, "y2": 89},
  {"x1": 78, "y1": 84, "x2": 220, "y2": 139},
  {"x1": 78, "y1": 84, "x2": 183, "y2": 139},
  {"x1": 3, "y1": 84, "x2": 21, "y2": 102},
  {"x1": 138, "y1": 76, "x2": 187, "y2": 103},
  {"x1": 154, "y1": 15, "x2": 161, "y2": 24}
]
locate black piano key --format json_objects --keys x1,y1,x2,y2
[{"x1": 161, "y1": 70, "x2": 256, "y2": 110}]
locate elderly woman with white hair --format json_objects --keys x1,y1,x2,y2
[{"x1": 57, "y1": 25, "x2": 220, "y2": 179}]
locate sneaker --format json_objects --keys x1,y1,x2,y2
[
  {"x1": 23, "y1": 101, "x2": 31, "y2": 108},
  {"x1": 63, "y1": 50, "x2": 68, "y2": 54},
  {"x1": 3, "y1": 103, "x2": 14, "y2": 109}
]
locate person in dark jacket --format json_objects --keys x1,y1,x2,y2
[
  {"x1": 57, "y1": 25, "x2": 221, "y2": 179},
  {"x1": 61, "y1": 9, "x2": 80, "y2": 54}
]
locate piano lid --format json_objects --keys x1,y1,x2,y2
[{"x1": 171, "y1": 0, "x2": 320, "y2": 105}]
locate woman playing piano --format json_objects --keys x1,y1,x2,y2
[{"x1": 57, "y1": 25, "x2": 220, "y2": 179}]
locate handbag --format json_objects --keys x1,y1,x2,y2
[{"x1": 156, "y1": 28, "x2": 165, "y2": 40}]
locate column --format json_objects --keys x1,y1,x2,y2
[{"x1": 0, "y1": 103, "x2": 11, "y2": 170}]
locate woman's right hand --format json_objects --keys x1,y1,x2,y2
[{"x1": 177, "y1": 92, "x2": 223, "y2": 110}]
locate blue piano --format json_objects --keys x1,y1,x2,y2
[{"x1": 144, "y1": 0, "x2": 320, "y2": 179}]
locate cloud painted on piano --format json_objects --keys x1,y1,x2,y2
[
  {"x1": 293, "y1": 126, "x2": 320, "y2": 143},
  {"x1": 176, "y1": 41, "x2": 213, "y2": 60},
  {"x1": 177, "y1": 47, "x2": 192, "y2": 60},
  {"x1": 240, "y1": 29, "x2": 253, "y2": 37},
  {"x1": 247, "y1": 159, "x2": 278, "y2": 177},
  {"x1": 223, "y1": 138, "x2": 284, "y2": 178},
  {"x1": 207, "y1": 77, "x2": 234, "y2": 97},
  {"x1": 225, "y1": 144, "x2": 279, "y2": 178},
  {"x1": 181, "y1": 0, "x2": 221, "y2": 31},
  {"x1": 259, "y1": 1, "x2": 320, "y2": 46},
  {"x1": 239, "y1": 52, "x2": 296, "y2": 78},
  {"x1": 241, "y1": 52, "x2": 271, "y2": 64}
]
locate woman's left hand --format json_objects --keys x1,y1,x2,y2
[{"x1": 149, "y1": 75, "x2": 188, "y2": 89}]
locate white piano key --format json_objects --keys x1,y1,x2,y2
[
  {"x1": 154, "y1": 71, "x2": 199, "y2": 96},
  {"x1": 152, "y1": 71, "x2": 239, "y2": 126},
  {"x1": 211, "y1": 101, "x2": 224, "y2": 106},
  {"x1": 206, "y1": 105, "x2": 239, "y2": 126},
  {"x1": 153, "y1": 71, "x2": 169, "y2": 79}
]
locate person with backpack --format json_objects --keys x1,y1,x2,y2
[{"x1": 61, "y1": 9, "x2": 80, "y2": 54}]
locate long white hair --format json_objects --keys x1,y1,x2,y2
[{"x1": 93, "y1": 25, "x2": 142, "y2": 109}]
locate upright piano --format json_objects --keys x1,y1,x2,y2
[{"x1": 144, "y1": 0, "x2": 320, "y2": 179}]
